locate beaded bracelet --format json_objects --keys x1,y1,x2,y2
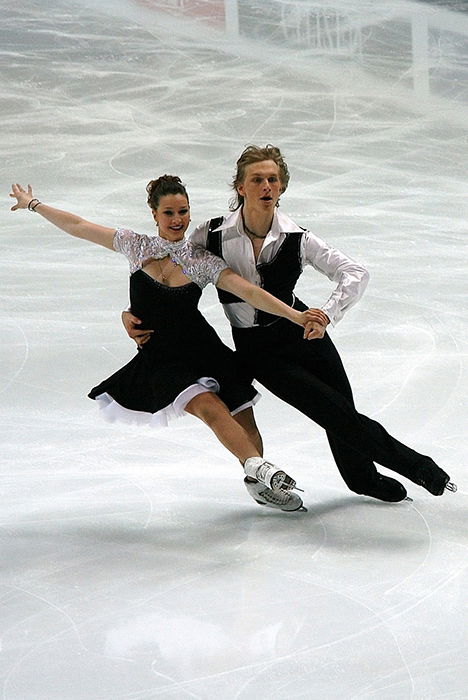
[{"x1": 27, "y1": 198, "x2": 42, "y2": 211}]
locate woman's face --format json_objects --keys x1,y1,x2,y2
[{"x1": 153, "y1": 193, "x2": 190, "y2": 241}]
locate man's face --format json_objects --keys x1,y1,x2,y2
[{"x1": 237, "y1": 160, "x2": 283, "y2": 212}]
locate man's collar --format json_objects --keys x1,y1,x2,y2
[
  {"x1": 212, "y1": 209, "x2": 241, "y2": 232},
  {"x1": 272, "y1": 209, "x2": 304, "y2": 234},
  {"x1": 214, "y1": 207, "x2": 304, "y2": 238},
  {"x1": 212, "y1": 208, "x2": 304, "y2": 237}
]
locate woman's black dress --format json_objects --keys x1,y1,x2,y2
[{"x1": 88, "y1": 229, "x2": 259, "y2": 426}]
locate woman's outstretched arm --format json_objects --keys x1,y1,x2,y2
[{"x1": 9, "y1": 184, "x2": 116, "y2": 250}]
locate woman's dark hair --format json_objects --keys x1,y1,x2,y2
[
  {"x1": 146, "y1": 175, "x2": 189, "y2": 209},
  {"x1": 229, "y1": 144, "x2": 290, "y2": 211}
]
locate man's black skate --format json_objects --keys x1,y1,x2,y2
[
  {"x1": 359, "y1": 474, "x2": 408, "y2": 502},
  {"x1": 412, "y1": 458, "x2": 457, "y2": 496}
]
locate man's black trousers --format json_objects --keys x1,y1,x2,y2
[{"x1": 232, "y1": 316, "x2": 428, "y2": 493}]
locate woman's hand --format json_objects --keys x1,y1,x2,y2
[
  {"x1": 122, "y1": 311, "x2": 153, "y2": 347},
  {"x1": 303, "y1": 308, "x2": 329, "y2": 327},
  {"x1": 10, "y1": 183, "x2": 35, "y2": 211}
]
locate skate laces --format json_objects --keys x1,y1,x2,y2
[{"x1": 257, "y1": 485, "x2": 294, "y2": 505}]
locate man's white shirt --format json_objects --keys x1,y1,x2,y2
[{"x1": 189, "y1": 208, "x2": 369, "y2": 328}]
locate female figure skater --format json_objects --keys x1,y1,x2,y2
[{"x1": 10, "y1": 177, "x2": 323, "y2": 511}]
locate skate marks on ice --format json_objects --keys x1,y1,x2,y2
[{"x1": 2, "y1": 453, "x2": 466, "y2": 698}]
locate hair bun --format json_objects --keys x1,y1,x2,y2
[{"x1": 146, "y1": 175, "x2": 189, "y2": 208}]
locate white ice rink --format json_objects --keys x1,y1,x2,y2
[{"x1": 1, "y1": 1, "x2": 467, "y2": 698}]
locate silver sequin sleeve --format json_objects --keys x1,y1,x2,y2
[
  {"x1": 171, "y1": 242, "x2": 229, "y2": 289},
  {"x1": 113, "y1": 228, "x2": 166, "y2": 273}
]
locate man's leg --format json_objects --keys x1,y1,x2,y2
[
  {"x1": 296, "y1": 331, "x2": 382, "y2": 493},
  {"x1": 278, "y1": 331, "x2": 454, "y2": 495},
  {"x1": 234, "y1": 323, "x2": 380, "y2": 492},
  {"x1": 234, "y1": 323, "x2": 452, "y2": 497}
]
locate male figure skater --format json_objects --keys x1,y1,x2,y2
[{"x1": 123, "y1": 145, "x2": 456, "y2": 509}]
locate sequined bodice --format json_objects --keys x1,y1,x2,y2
[{"x1": 113, "y1": 228, "x2": 229, "y2": 356}]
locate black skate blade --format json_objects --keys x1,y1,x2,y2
[
  {"x1": 404, "y1": 496, "x2": 413, "y2": 502},
  {"x1": 445, "y1": 481, "x2": 457, "y2": 493}
]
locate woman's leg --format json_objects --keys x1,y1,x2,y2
[
  {"x1": 185, "y1": 392, "x2": 262, "y2": 463},
  {"x1": 185, "y1": 392, "x2": 304, "y2": 511},
  {"x1": 233, "y1": 407, "x2": 264, "y2": 457}
]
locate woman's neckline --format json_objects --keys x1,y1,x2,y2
[{"x1": 138, "y1": 268, "x2": 194, "y2": 289}]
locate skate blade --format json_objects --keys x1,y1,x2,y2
[
  {"x1": 404, "y1": 496, "x2": 414, "y2": 502},
  {"x1": 445, "y1": 481, "x2": 457, "y2": 493},
  {"x1": 255, "y1": 499, "x2": 307, "y2": 513},
  {"x1": 280, "y1": 477, "x2": 305, "y2": 494}
]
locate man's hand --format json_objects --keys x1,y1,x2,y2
[
  {"x1": 303, "y1": 320, "x2": 326, "y2": 340},
  {"x1": 121, "y1": 311, "x2": 153, "y2": 347},
  {"x1": 303, "y1": 308, "x2": 329, "y2": 340}
]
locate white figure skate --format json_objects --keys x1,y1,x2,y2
[
  {"x1": 243, "y1": 457, "x2": 298, "y2": 492},
  {"x1": 244, "y1": 478, "x2": 306, "y2": 512}
]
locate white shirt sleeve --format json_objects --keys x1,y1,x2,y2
[
  {"x1": 188, "y1": 221, "x2": 210, "y2": 249},
  {"x1": 301, "y1": 231, "x2": 370, "y2": 325}
]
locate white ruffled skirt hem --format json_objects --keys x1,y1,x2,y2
[{"x1": 93, "y1": 376, "x2": 260, "y2": 428}]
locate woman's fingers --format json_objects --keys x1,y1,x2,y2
[
  {"x1": 304, "y1": 309, "x2": 328, "y2": 325},
  {"x1": 9, "y1": 183, "x2": 33, "y2": 210}
]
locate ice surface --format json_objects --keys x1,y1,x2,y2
[{"x1": 1, "y1": 1, "x2": 467, "y2": 698}]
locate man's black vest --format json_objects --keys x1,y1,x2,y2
[{"x1": 206, "y1": 217, "x2": 304, "y2": 326}]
